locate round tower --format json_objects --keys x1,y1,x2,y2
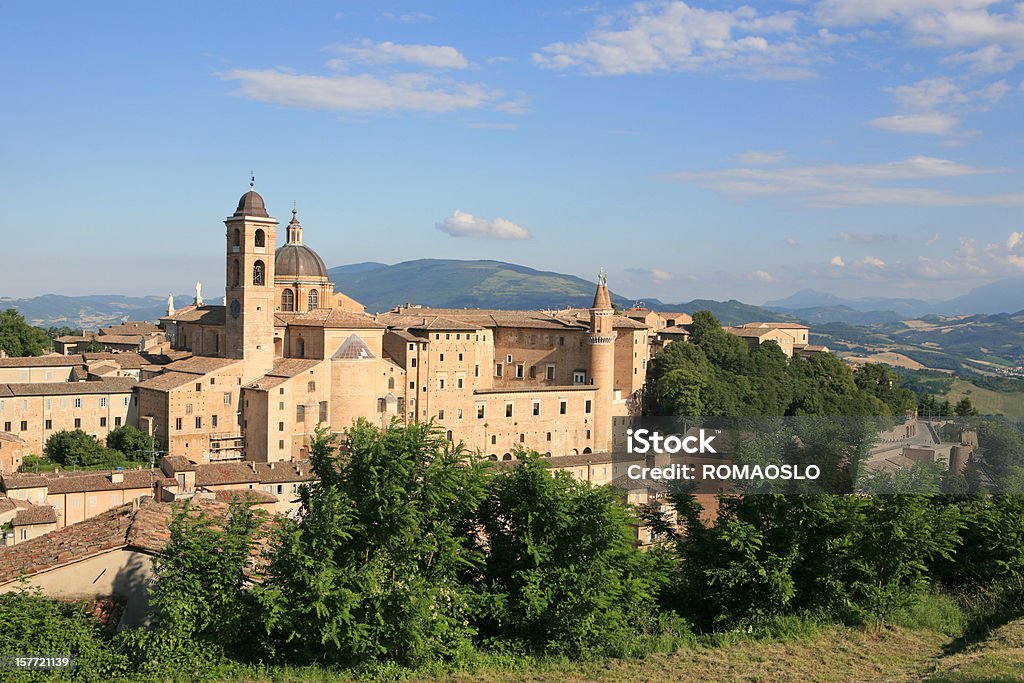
[{"x1": 588, "y1": 269, "x2": 616, "y2": 454}]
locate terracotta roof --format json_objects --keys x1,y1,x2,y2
[
  {"x1": 593, "y1": 282, "x2": 612, "y2": 310},
  {"x1": 135, "y1": 371, "x2": 198, "y2": 392},
  {"x1": 12, "y1": 504, "x2": 57, "y2": 526},
  {"x1": 163, "y1": 356, "x2": 239, "y2": 375},
  {"x1": 0, "y1": 497, "x2": 31, "y2": 513},
  {"x1": 253, "y1": 460, "x2": 315, "y2": 483},
  {"x1": 379, "y1": 307, "x2": 647, "y2": 331},
  {"x1": 159, "y1": 455, "x2": 196, "y2": 474},
  {"x1": 165, "y1": 305, "x2": 225, "y2": 325},
  {"x1": 266, "y1": 359, "x2": 321, "y2": 378},
  {"x1": 0, "y1": 432, "x2": 27, "y2": 446},
  {"x1": 289, "y1": 308, "x2": 386, "y2": 329},
  {"x1": 212, "y1": 489, "x2": 277, "y2": 504},
  {"x1": 473, "y1": 385, "x2": 597, "y2": 395},
  {"x1": 1, "y1": 473, "x2": 48, "y2": 490},
  {"x1": 0, "y1": 355, "x2": 82, "y2": 368},
  {"x1": 0, "y1": 498, "x2": 273, "y2": 585},
  {"x1": 99, "y1": 322, "x2": 160, "y2": 336},
  {"x1": 0, "y1": 504, "x2": 136, "y2": 584},
  {"x1": 194, "y1": 462, "x2": 261, "y2": 487},
  {"x1": 0, "y1": 377, "x2": 136, "y2": 398},
  {"x1": 2, "y1": 469, "x2": 168, "y2": 494}
]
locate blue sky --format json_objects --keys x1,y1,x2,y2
[{"x1": 1, "y1": 1, "x2": 1022, "y2": 304}]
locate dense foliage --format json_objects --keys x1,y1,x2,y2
[
  {"x1": 0, "y1": 308, "x2": 51, "y2": 357},
  {"x1": 39, "y1": 428, "x2": 152, "y2": 469},
  {"x1": 650, "y1": 311, "x2": 916, "y2": 417}
]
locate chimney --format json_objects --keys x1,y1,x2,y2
[{"x1": 110, "y1": 469, "x2": 124, "y2": 484}]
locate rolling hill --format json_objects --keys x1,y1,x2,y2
[{"x1": 326, "y1": 259, "x2": 793, "y2": 325}]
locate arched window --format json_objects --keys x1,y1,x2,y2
[
  {"x1": 253, "y1": 260, "x2": 265, "y2": 286},
  {"x1": 281, "y1": 288, "x2": 294, "y2": 312},
  {"x1": 388, "y1": 377, "x2": 395, "y2": 390},
  {"x1": 446, "y1": 430, "x2": 453, "y2": 441},
  {"x1": 308, "y1": 289, "x2": 319, "y2": 310},
  {"x1": 254, "y1": 229, "x2": 266, "y2": 248},
  {"x1": 232, "y1": 229, "x2": 240, "y2": 250},
  {"x1": 232, "y1": 260, "x2": 240, "y2": 287},
  {"x1": 502, "y1": 453, "x2": 513, "y2": 461},
  {"x1": 582, "y1": 447, "x2": 592, "y2": 454},
  {"x1": 296, "y1": 337, "x2": 305, "y2": 358}
]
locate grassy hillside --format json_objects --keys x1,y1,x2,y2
[
  {"x1": 209, "y1": 619, "x2": 1024, "y2": 682},
  {"x1": 947, "y1": 379, "x2": 1024, "y2": 416}
]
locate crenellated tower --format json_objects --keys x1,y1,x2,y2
[
  {"x1": 588, "y1": 269, "x2": 616, "y2": 453},
  {"x1": 223, "y1": 179, "x2": 278, "y2": 378}
]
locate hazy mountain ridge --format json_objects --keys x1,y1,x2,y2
[{"x1": 766, "y1": 278, "x2": 1024, "y2": 323}]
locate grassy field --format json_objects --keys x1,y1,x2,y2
[
  {"x1": 947, "y1": 379, "x2": 1024, "y2": 417},
  {"x1": 209, "y1": 619, "x2": 1024, "y2": 683}
]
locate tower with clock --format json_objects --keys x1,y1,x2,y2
[{"x1": 223, "y1": 178, "x2": 279, "y2": 378}]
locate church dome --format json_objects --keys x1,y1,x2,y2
[
  {"x1": 275, "y1": 243, "x2": 328, "y2": 281},
  {"x1": 234, "y1": 189, "x2": 269, "y2": 218}
]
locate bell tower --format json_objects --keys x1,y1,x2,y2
[
  {"x1": 224, "y1": 179, "x2": 278, "y2": 378},
  {"x1": 588, "y1": 269, "x2": 617, "y2": 454}
]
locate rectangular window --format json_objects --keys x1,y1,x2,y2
[
  {"x1": 559, "y1": 400, "x2": 567, "y2": 415},
  {"x1": 586, "y1": 429, "x2": 592, "y2": 440},
  {"x1": 73, "y1": 398, "x2": 82, "y2": 409},
  {"x1": 515, "y1": 364, "x2": 524, "y2": 379},
  {"x1": 585, "y1": 400, "x2": 592, "y2": 414},
  {"x1": 458, "y1": 353, "x2": 463, "y2": 362},
  {"x1": 45, "y1": 419, "x2": 52, "y2": 430},
  {"x1": 124, "y1": 397, "x2": 130, "y2": 406},
  {"x1": 20, "y1": 421, "x2": 27, "y2": 431},
  {"x1": 546, "y1": 365, "x2": 555, "y2": 381},
  {"x1": 224, "y1": 393, "x2": 231, "y2": 404},
  {"x1": 494, "y1": 364, "x2": 503, "y2": 377},
  {"x1": 457, "y1": 408, "x2": 462, "y2": 419},
  {"x1": 99, "y1": 417, "x2": 107, "y2": 427},
  {"x1": 533, "y1": 401, "x2": 540, "y2": 416},
  {"x1": 411, "y1": 358, "x2": 417, "y2": 368},
  {"x1": 410, "y1": 381, "x2": 416, "y2": 390},
  {"x1": 74, "y1": 418, "x2": 81, "y2": 428},
  {"x1": 439, "y1": 353, "x2": 445, "y2": 362},
  {"x1": 477, "y1": 404, "x2": 485, "y2": 419},
  {"x1": 457, "y1": 377, "x2": 464, "y2": 389},
  {"x1": 195, "y1": 383, "x2": 202, "y2": 392},
  {"x1": 115, "y1": 417, "x2": 121, "y2": 426},
  {"x1": 491, "y1": 435, "x2": 497, "y2": 445},
  {"x1": 505, "y1": 402, "x2": 513, "y2": 418},
  {"x1": 279, "y1": 422, "x2": 285, "y2": 432},
  {"x1": 308, "y1": 381, "x2": 316, "y2": 392},
  {"x1": 2, "y1": 422, "x2": 9, "y2": 432},
  {"x1": 99, "y1": 397, "x2": 107, "y2": 408},
  {"x1": 519, "y1": 433, "x2": 525, "y2": 443},
  {"x1": 185, "y1": 404, "x2": 193, "y2": 414},
  {"x1": 574, "y1": 371, "x2": 586, "y2": 385},
  {"x1": 195, "y1": 417, "x2": 202, "y2": 429},
  {"x1": 279, "y1": 440, "x2": 285, "y2": 449},
  {"x1": 175, "y1": 418, "x2": 182, "y2": 430},
  {"x1": 506, "y1": 355, "x2": 513, "y2": 363},
  {"x1": 296, "y1": 405, "x2": 305, "y2": 422},
  {"x1": 320, "y1": 401, "x2": 328, "y2": 422},
  {"x1": 212, "y1": 415, "x2": 218, "y2": 428},
  {"x1": 438, "y1": 410, "x2": 445, "y2": 420},
  {"x1": 547, "y1": 432, "x2": 552, "y2": 441},
  {"x1": 559, "y1": 336, "x2": 565, "y2": 346},
  {"x1": 529, "y1": 365, "x2": 537, "y2": 379},
  {"x1": 474, "y1": 364, "x2": 480, "y2": 377},
  {"x1": 439, "y1": 378, "x2": 446, "y2": 389}
]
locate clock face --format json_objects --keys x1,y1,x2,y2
[{"x1": 230, "y1": 299, "x2": 241, "y2": 319}]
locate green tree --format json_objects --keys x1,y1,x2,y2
[
  {"x1": 44, "y1": 430, "x2": 105, "y2": 466},
  {"x1": 119, "y1": 499, "x2": 265, "y2": 675},
  {"x1": 955, "y1": 397, "x2": 980, "y2": 417},
  {"x1": 260, "y1": 421, "x2": 487, "y2": 667},
  {"x1": 474, "y1": 452, "x2": 664, "y2": 657},
  {"x1": 105, "y1": 424, "x2": 153, "y2": 462},
  {"x1": 0, "y1": 587, "x2": 127, "y2": 681},
  {"x1": 0, "y1": 308, "x2": 50, "y2": 357}
]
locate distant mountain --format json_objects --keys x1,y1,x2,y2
[
  {"x1": 940, "y1": 278, "x2": 1024, "y2": 315},
  {"x1": 766, "y1": 278, "x2": 1024, "y2": 324},
  {"x1": 0, "y1": 294, "x2": 194, "y2": 329},
  {"x1": 328, "y1": 259, "x2": 792, "y2": 325}
]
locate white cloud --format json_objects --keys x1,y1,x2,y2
[
  {"x1": 379, "y1": 10, "x2": 435, "y2": 24},
  {"x1": 735, "y1": 150, "x2": 788, "y2": 165},
  {"x1": 862, "y1": 256, "x2": 886, "y2": 268},
  {"x1": 785, "y1": 238, "x2": 800, "y2": 247},
  {"x1": 435, "y1": 210, "x2": 532, "y2": 240},
  {"x1": 748, "y1": 269, "x2": 777, "y2": 282},
  {"x1": 868, "y1": 77, "x2": 1009, "y2": 136},
  {"x1": 221, "y1": 69, "x2": 513, "y2": 114},
  {"x1": 1007, "y1": 231, "x2": 1024, "y2": 250},
  {"x1": 532, "y1": 1, "x2": 819, "y2": 78},
  {"x1": 927, "y1": 233, "x2": 941, "y2": 245},
  {"x1": 650, "y1": 268, "x2": 673, "y2": 282},
  {"x1": 661, "y1": 155, "x2": 1024, "y2": 207},
  {"x1": 330, "y1": 41, "x2": 470, "y2": 69},
  {"x1": 836, "y1": 232, "x2": 898, "y2": 244},
  {"x1": 830, "y1": 256, "x2": 846, "y2": 267}
]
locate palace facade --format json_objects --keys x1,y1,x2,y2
[{"x1": 137, "y1": 186, "x2": 649, "y2": 463}]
